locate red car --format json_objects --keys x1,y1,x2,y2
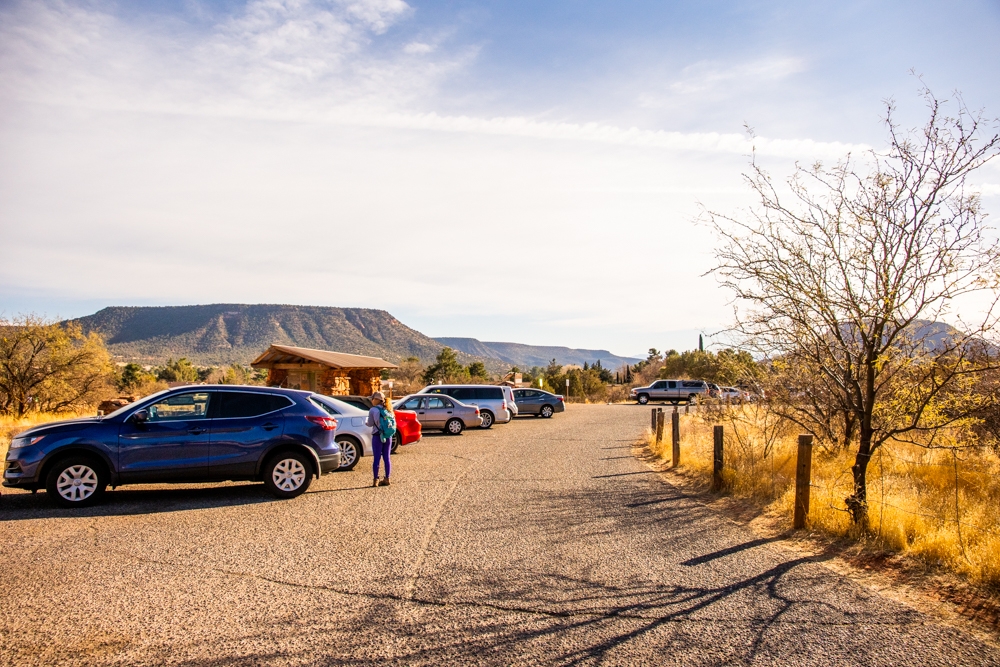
[{"x1": 329, "y1": 395, "x2": 422, "y2": 449}]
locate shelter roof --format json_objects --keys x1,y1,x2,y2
[{"x1": 251, "y1": 344, "x2": 398, "y2": 370}]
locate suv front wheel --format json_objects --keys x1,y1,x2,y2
[
  {"x1": 263, "y1": 451, "x2": 312, "y2": 498},
  {"x1": 46, "y1": 456, "x2": 107, "y2": 508},
  {"x1": 636, "y1": 394, "x2": 649, "y2": 405}
]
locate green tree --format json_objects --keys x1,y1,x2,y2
[
  {"x1": 118, "y1": 363, "x2": 157, "y2": 392},
  {"x1": 423, "y1": 347, "x2": 468, "y2": 383},
  {"x1": 158, "y1": 358, "x2": 200, "y2": 383},
  {"x1": 468, "y1": 361, "x2": 488, "y2": 379}
]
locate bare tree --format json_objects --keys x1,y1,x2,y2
[{"x1": 709, "y1": 88, "x2": 1000, "y2": 524}]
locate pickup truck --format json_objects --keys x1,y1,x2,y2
[{"x1": 629, "y1": 379, "x2": 710, "y2": 405}]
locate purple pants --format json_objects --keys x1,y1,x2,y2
[{"x1": 372, "y1": 435, "x2": 391, "y2": 479}]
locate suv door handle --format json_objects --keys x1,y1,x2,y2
[
  {"x1": 262, "y1": 422, "x2": 278, "y2": 431},
  {"x1": 187, "y1": 427, "x2": 207, "y2": 435}
]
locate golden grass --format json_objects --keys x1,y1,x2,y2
[
  {"x1": 0, "y1": 411, "x2": 93, "y2": 460},
  {"x1": 644, "y1": 405, "x2": 1000, "y2": 591}
]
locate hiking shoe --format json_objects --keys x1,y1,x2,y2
[
  {"x1": 379, "y1": 479, "x2": 391, "y2": 487},
  {"x1": 372, "y1": 478, "x2": 379, "y2": 487}
]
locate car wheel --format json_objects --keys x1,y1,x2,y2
[
  {"x1": 391, "y1": 434, "x2": 399, "y2": 453},
  {"x1": 445, "y1": 418, "x2": 464, "y2": 435},
  {"x1": 480, "y1": 411, "x2": 495, "y2": 428},
  {"x1": 263, "y1": 451, "x2": 312, "y2": 499},
  {"x1": 46, "y1": 456, "x2": 107, "y2": 508},
  {"x1": 335, "y1": 436, "x2": 361, "y2": 471},
  {"x1": 637, "y1": 394, "x2": 649, "y2": 405},
  {"x1": 540, "y1": 405, "x2": 554, "y2": 418}
]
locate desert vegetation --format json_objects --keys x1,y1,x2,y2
[{"x1": 643, "y1": 86, "x2": 1000, "y2": 591}]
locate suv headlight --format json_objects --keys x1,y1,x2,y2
[{"x1": 9, "y1": 436, "x2": 42, "y2": 449}]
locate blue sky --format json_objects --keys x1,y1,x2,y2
[{"x1": 1, "y1": 0, "x2": 999, "y2": 356}]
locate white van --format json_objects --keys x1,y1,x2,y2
[{"x1": 418, "y1": 384, "x2": 514, "y2": 428}]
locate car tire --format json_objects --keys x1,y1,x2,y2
[
  {"x1": 46, "y1": 455, "x2": 107, "y2": 508},
  {"x1": 479, "y1": 411, "x2": 495, "y2": 428},
  {"x1": 263, "y1": 450, "x2": 312, "y2": 499},
  {"x1": 445, "y1": 418, "x2": 464, "y2": 435},
  {"x1": 637, "y1": 394, "x2": 649, "y2": 405},
  {"x1": 391, "y1": 434, "x2": 399, "y2": 454},
  {"x1": 540, "y1": 405, "x2": 554, "y2": 418},
  {"x1": 335, "y1": 436, "x2": 361, "y2": 471}
]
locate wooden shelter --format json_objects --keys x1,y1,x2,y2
[{"x1": 251, "y1": 344, "x2": 398, "y2": 396}]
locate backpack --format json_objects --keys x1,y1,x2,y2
[{"x1": 377, "y1": 406, "x2": 397, "y2": 440}]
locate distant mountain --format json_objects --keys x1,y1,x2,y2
[
  {"x1": 434, "y1": 337, "x2": 641, "y2": 370},
  {"x1": 71, "y1": 304, "x2": 482, "y2": 367}
]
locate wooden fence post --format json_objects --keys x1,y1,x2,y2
[
  {"x1": 671, "y1": 408, "x2": 680, "y2": 468},
  {"x1": 655, "y1": 410, "x2": 665, "y2": 444},
  {"x1": 711, "y1": 425, "x2": 724, "y2": 492},
  {"x1": 793, "y1": 434, "x2": 814, "y2": 529},
  {"x1": 651, "y1": 407, "x2": 657, "y2": 431}
]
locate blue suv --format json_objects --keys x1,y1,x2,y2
[{"x1": 3, "y1": 386, "x2": 341, "y2": 508}]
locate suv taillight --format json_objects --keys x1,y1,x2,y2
[
  {"x1": 306, "y1": 415, "x2": 338, "y2": 430},
  {"x1": 502, "y1": 401, "x2": 507, "y2": 411}
]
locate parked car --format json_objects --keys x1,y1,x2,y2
[
  {"x1": 321, "y1": 395, "x2": 421, "y2": 452},
  {"x1": 394, "y1": 394, "x2": 482, "y2": 434},
  {"x1": 629, "y1": 379, "x2": 711, "y2": 405},
  {"x1": 707, "y1": 383, "x2": 721, "y2": 399},
  {"x1": 418, "y1": 385, "x2": 513, "y2": 428},
  {"x1": 501, "y1": 385, "x2": 518, "y2": 417},
  {"x1": 3, "y1": 386, "x2": 341, "y2": 508},
  {"x1": 511, "y1": 389, "x2": 565, "y2": 417},
  {"x1": 718, "y1": 386, "x2": 743, "y2": 402},
  {"x1": 309, "y1": 395, "x2": 421, "y2": 471}
]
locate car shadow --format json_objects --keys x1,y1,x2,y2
[{"x1": 0, "y1": 483, "x2": 279, "y2": 521}]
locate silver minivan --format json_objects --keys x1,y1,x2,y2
[{"x1": 418, "y1": 384, "x2": 514, "y2": 428}]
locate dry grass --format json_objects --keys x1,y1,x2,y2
[
  {"x1": 0, "y1": 411, "x2": 93, "y2": 460},
  {"x1": 644, "y1": 405, "x2": 1000, "y2": 591}
]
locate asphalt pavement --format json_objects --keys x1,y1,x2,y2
[{"x1": 1, "y1": 404, "x2": 998, "y2": 666}]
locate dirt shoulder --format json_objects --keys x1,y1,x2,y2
[{"x1": 634, "y1": 440, "x2": 1000, "y2": 649}]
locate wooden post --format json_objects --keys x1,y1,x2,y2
[
  {"x1": 685, "y1": 401, "x2": 689, "y2": 414},
  {"x1": 711, "y1": 425, "x2": 724, "y2": 492},
  {"x1": 651, "y1": 408, "x2": 657, "y2": 431},
  {"x1": 671, "y1": 408, "x2": 680, "y2": 468},
  {"x1": 793, "y1": 434, "x2": 814, "y2": 529},
  {"x1": 655, "y1": 410, "x2": 665, "y2": 444}
]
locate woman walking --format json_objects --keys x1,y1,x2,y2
[{"x1": 366, "y1": 392, "x2": 395, "y2": 487}]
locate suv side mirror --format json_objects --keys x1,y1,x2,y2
[{"x1": 130, "y1": 409, "x2": 149, "y2": 424}]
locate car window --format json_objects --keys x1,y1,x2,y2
[
  {"x1": 426, "y1": 387, "x2": 445, "y2": 394},
  {"x1": 440, "y1": 398, "x2": 454, "y2": 408},
  {"x1": 652, "y1": 381, "x2": 666, "y2": 389},
  {"x1": 451, "y1": 388, "x2": 475, "y2": 401},
  {"x1": 401, "y1": 397, "x2": 423, "y2": 410},
  {"x1": 218, "y1": 392, "x2": 290, "y2": 419},
  {"x1": 427, "y1": 397, "x2": 447, "y2": 409},
  {"x1": 475, "y1": 387, "x2": 503, "y2": 400},
  {"x1": 682, "y1": 381, "x2": 704, "y2": 388},
  {"x1": 148, "y1": 392, "x2": 211, "y2": 422},
  {"x1": 668, "y1": 381, "x2": 677, "y2": 389},
  {"x1": 519, "y1": 390, "x2": 538, "y2": 398}
]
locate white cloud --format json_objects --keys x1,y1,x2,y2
[
  {"x1": 975, "y1": 183, "x2": 1000, "y2": 197},
  {"x1": 404, "y1": 41, "x2": 434, "y2": 54},
  {"x1": 668, "y1": 57, "x2": 806, "y2": 95}
]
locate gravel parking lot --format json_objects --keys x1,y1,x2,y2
[{"x1": 2, "y1": 405, "x2": 998, "y2": 666}]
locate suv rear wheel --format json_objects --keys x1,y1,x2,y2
[
  {"x1": 335, "y1": 436, "x2": 361, "y2": 471},
  {"x1": 263, "y1": 451, "x2": 312, "y2": 498},
  {"x1": 480, "y1": 411, "x2": 495, "y2": 428},
  {"x1": 46, "y1": 456, "x2": 107, "y2": 508}
]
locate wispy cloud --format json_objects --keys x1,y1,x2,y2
[
  {"x1": 0, "y1": 2, "x2": 859, "y2": 160},
  {"x1": 667, "y1": 57, "x2": 806, "y2": 95}
]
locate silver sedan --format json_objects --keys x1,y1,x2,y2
[
  {"x1": 310, "y1": 394, "x2": 375, "y2": 471},
  {"x1": 394, "y1": 394, "x2": 483, "y2": 435}
]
